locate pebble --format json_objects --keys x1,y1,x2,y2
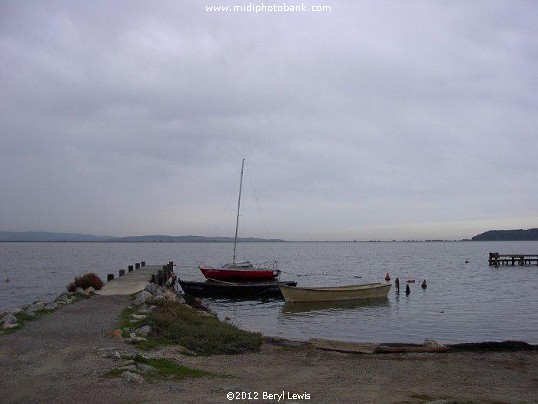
[{"x1": 121, "y1": 371, "x2": 145, "y2": 384}]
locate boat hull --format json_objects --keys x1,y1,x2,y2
[
  {"x1": 279, "y1": 283, "x2": 391, "y2": 302},
  {"x1": 199, "y1": 266, "x2": 280, "y2": 281},
  {"x1": 179, "y1": 279, "x2": 296, "y2": 299}
]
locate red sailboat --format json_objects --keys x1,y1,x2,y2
[{"x1": 198, "y1": 159, "x2": 281, "y2": 281}]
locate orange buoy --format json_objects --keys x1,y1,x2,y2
[{"x1": 385, "y1": 273, "x2": 390, "y2": 281}]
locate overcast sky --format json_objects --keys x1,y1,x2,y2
[{"x1": 1, "y1": 0, "x2": 537, "y2": 241}]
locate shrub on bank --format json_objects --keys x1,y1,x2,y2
[{"x1": 67, "y1": 273, "x2": 104, "y2": 292}]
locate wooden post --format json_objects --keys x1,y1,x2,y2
[
  {"x1": 119, "y1": 269, "x2": 126, "y2": 276},
  {"x1": 141, "y1": 261, "x2": 145, "y2": 267},
  {"x1": 128, "y1": 265, "x2": 134, "y2": 272},
  {"x1": 136, "y1": 263, "x2": 140, "y2": 269},
  {"x1": 107, "y1": 274, "x2": 114, "y2": 281}
]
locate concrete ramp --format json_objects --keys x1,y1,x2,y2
[{"x1": 97, "y1": 265, "x2": 162, "y2": 296}]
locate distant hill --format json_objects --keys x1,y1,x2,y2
[
  {"x1": 0, "y1": 231, "x2": 283, "y2": 242},
  {"x1": 113, "y1": 235, "x2": 283, "y2": 242},
  {"x1": 0, "y1": 231, "x2": 115, "y2": 242},
  {"x1": 471, "y1": 228, "x2": 538, "y2": 241}
]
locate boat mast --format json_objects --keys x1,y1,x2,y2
[{"x1": 232, "y1": 159, "x2": 245, "y2": 264}]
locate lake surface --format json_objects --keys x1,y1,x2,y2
[{"x1": 1, "y1": 241, "x2": 537, "y2": 344}]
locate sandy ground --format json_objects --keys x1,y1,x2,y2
[{"x1": 1, "y1": 295, "x2": 537, "y2": 404}]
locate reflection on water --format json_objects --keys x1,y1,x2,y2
[
  {"x1": 282, "y1": 297, "x2": 389, "y2": 314},
  {"x1": 204, "y1": 297, "x2": 283, "y2": 305}
]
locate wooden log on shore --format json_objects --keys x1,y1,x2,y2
[
  {"x1": 309, "y1": 338, "x2": 379, "y2": 354},
  {"x1": 376, "y1": 345, "x2": 450, "y2": 353},
  {"x1": 310, "y1": 338, "x2": 450, "y2": 354}
]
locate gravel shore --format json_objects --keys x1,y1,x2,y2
[{"x1": 1, "y1": 294, "x2": 537, "y2": 403}]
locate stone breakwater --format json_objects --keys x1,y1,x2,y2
[
  {"x1": 114, "y1": 283, "x2": 187, "y2": 344},
  {"x1": 0, "y1": 286, "x2": 97, "y2": 332},
  {"x1": 100, "y1": 283, "x2": 186, "y2": 382}
]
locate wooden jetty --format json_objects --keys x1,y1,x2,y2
[
  {"x1": 488, "y1": 253, "x2": 538, "y2": 267},
  {"x1": 97, "y1": 261, "x2": 175, "y2": 296}
]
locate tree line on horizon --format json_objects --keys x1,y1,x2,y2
[{"x1": 470, "y1": 228, "x2": 538, "y2": 241}]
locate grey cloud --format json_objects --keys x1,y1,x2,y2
[{"x1": 1, "y1": 0, "x2": 537, "y2": 240}]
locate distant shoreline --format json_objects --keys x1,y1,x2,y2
[
  {"x1": 1, "y1": 228, "x2": 537, "y2": 242},
  {"x1": 1, "y1": 239, "x2": 537, "y2": 243}
]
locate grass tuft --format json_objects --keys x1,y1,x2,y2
[
  {"x1": 103, "y1": 354, "x2": 212, "y2": 381},
  {"x1": 135, "y1": 355, "x2": 211, "y2": 379}
]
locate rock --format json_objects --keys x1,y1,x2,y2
[
  {"x1": 127, "y1": 333, "x2": 147, "y2": 343},
  {"x1": 3, "y1": 323, "x2": 18, "y2": 330},
  {"x1": 24, "y1": 302, "x2": 46, "y2": 317},
  {"x1": 136, "y1": 363, "x2": 156, "y2": 374},
  {"x1": 137, "y1": 305, "x2": 151, "y2": 314},
  {"x1": 119, "y1": 352, "x2": 138, "y2": 360},
  {"x1": 424, "y1": 339, "x2": 446, "y2": 348},
  {"x1": 119, "y1": 365, "x2": 138, "y2": 372},
  {"x1": 133, "y1": 291, "x2": 152, "y2": 306},
  {"x1": 99, "y1": 349, "x2": 122, "y2": 360},
  {"x1": 134, "y1": 325, "x2": 151, "y2": 338},
  {"x1": 27, "y1": 302, "x2": 45, "y2": 313},
  {"x1": 130, "y1": 314, "x2": 147, "y2": 321},
  {"x1": 121, "y1": 371, "x2": 145, "y2": 383},
  {"x1": 85, "y1": 286, "x2": 95, "y2": 295},
  {"x1": 162, "y1": 290, "x2": 178, "y2": 301},
  {"x1": 59, "y1": 295, "x2": 71, "y2": 304},
  {"x1": 44, "y1": 302, "x2": 58, "y2": 311},
  {"x1": 75, "y1": 287, "x2": 84, "y2": 295},
  {"x1": 129, "y1": 332, "x2": 147, "y2": 340},
  {"x1": 144, "y1": 283, "x2": 159, "y2": 296},
  {"x1": 2, "y1": 313, "x2": 17, "y2": 325}
]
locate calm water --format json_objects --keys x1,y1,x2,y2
[{"x1": 1, "y1": 241, "x2": 537, "y2": 344}]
